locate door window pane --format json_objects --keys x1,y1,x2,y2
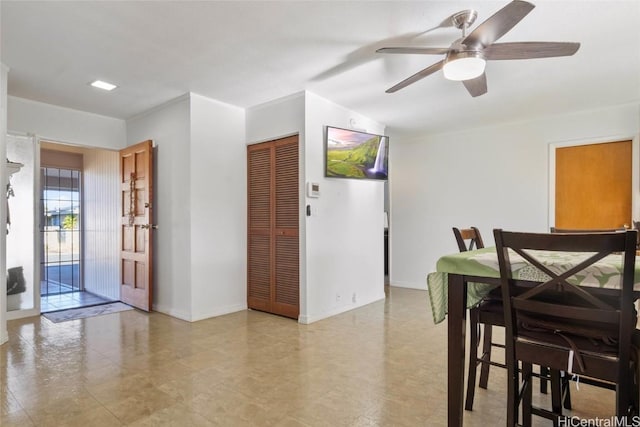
[{"x1": 41, "y1": 167, "x2": 82, "y2": 296}]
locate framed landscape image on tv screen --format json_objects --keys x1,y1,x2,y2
[{"x1": 325, "y1": 126, "x2": 389, "y2": 180}]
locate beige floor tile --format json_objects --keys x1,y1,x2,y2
[
  {"x1": 30, "y1": 405, "x2": 123, "y2": 427},
  {"x1": 0, "y1": 387, "x2": 22, "y2": 416},
  {"x1": 0, "y1": 408, "x2": 36, "y2": 426},
  {"x1": 10, "y1": 379, "x2": 89, "y2": 410},
  {"x1": 273, "y1": 416, "x2": 312, "y2": 427},
  {"x1": 0, "y1": 287, "x2": 626, "y2": 427},
  {"x1": 185, "y1": 389, "x2": 289, "y2": 426},
  {"x1": 22, "y1": 392, "x2": 103, "y2": 426},
  {"x1": 102, "y1": 387, "x2": 177, "y2": 425},
  {"x1": 155, "y1": 366, "x2": 232, "y2": 401},
  {"x1": 86, "y1": 373, "x2": 165, "y2": 405},
  {"x1": 127, "y1": 402, "x2": 214, "y2": 427}
]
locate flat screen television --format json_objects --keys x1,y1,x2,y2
[{"x1": 324, "y1": 126, "x2": 389, "y2": 180}]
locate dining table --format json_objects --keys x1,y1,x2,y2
[{"x1": 426, "y1": 246, "x2": 640, "y2": 427}]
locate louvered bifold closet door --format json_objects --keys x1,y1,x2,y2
[
  {"x1": 247, "y1": 136, "x2": 299, "y2": 319},
  {"x1": 247, "y1": 144, "x2": 272, "y2": 312},
  {"x1": 273, "y1": 138, "x2": 299, "y2": 318}
]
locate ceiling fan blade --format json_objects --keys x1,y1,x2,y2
[
  {"x1": 377, "y1": 47, "x2": 450, "y2": 55},
  {"x1": 484, "y1": 42, "x2": 580, "y2": 60},
  {"x1": 463, "y1": 0, "x2": 535, "y2": 48},
  {"x1": 385, "y1": 60, "x2": 444, "y2": 93},
  {"x1": 462, "y1": 73, "x2": 487, "y2": 97}
]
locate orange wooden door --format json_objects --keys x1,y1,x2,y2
[
  {"x1": 119, "y1": 140, "x2": 154, "y2": 311},
  {"x1": 555, "y1": 140, "x2": 632, "y2": 229},
  {"x1": 247, "y1": 136, "x2": 299, "y2": 319}
]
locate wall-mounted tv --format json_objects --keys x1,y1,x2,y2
[{"x1": 324, "y1": 126, "x2": 389, "y2": 180}]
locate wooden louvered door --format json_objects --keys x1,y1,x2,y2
[{"x1": 247, "y1": 136, "x2": 299, "y2": 319}]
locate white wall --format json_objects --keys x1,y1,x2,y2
[
  {"x1": 3, "y1": 88, "x2": 387, "y2": 327},
  {"x1": 4, "y1": 97, "x2": 125, "y2": 321},
  {"x1": 245, "y1": 91, "x2": 386, "y2": 323},
  {"x1": 127, "y1": 93, "x2": 247, "y2": 321},
  {"x1": 246, "y1": 92, "x2": 305, "y2": 144},
  {"x1": 302, "y1": 92, "x2": 386, "y2": 323},
  {"x1": 246, "y1": 92, "x2": 307, "y2": 315},
  {"x1": 6, "y1": 134, "x2": 37, "y2": 318},
  {"x1": 390, "y1": 103, "x2": 640, "y2": 289},
  {"x1": 126, "y1": 95, "x2": 192, "y2": 320},
  {"x1": 8, "y1": 96, "x2": 125, "y2": 149},
  {"x1": 189, "y1": 93, "x2": 247, "y2": 321},
  {"x1": 1, "y1": 64, "x2": 9, "y2": 344}
]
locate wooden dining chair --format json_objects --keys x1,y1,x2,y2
[
  {"x1": 454, "y1": 227, "x2": 563, "y2": 412},
  {"x1": 547, "y1": 226, "x2": 626, "y2": 405},
  {"x1": 453, "y1": 227, "x2": 505, "y2": 411},
  {"x1": 550, "y1": 227, "x2": 627, "y2": 233},
  {"x1": 454, "y1": 226, "x2": 485, "y2": 253},
  {"x1": 552, "y1": 226, "x2": 638, "y2": 250},
  {"x1": 494, "y1": 229, "x2": 639, "y2": 426}
]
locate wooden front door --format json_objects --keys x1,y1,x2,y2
[
  {"x1": 555, "y1": 140, "x2": 632, "y2": 229},
  {"x1": 247, "y1": 136, "x2": 299, "y2": 319},
  {"x1": 119, "y1": 140, "x2": 154, "y2": 311}
]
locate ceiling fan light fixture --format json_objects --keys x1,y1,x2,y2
[{"x1": 442, "y1": 51, "x2": 486, "y2": 81}]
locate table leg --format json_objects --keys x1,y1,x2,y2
[{"x1": 448, "y1": 273, "x2": 467, "y2": 427}]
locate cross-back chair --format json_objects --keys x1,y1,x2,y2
[
  {"x1": 454, "y1": 227, "x2": 563, "y2": 412},
  {"x1": 552, "y1": 226, "x2": 639, "y2": 251},
  {"x1": 494, "y1": 229, "x2": 639, "y2": 426},
  {"x1": 454, "y1": 226, "x2": 485, "y2": 253},
  {"x1": 537, "y1": 227, "x2": 626, "y2": 404},
  {"x1": 453, "y1": 227, "x2": 503, "y2": 411},
  {"x1": 550, "y1": 227, "x2": 627, "y2": 233}
]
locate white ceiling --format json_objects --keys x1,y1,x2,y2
[{"x1": 2, "y1": 1, "x2": 639, "y2": 138}]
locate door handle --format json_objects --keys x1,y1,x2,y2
[{"x1": 140, "y1": 224, "x2": 158, "y2": 230}]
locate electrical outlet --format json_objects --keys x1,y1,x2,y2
[
  {"x1": 336, "y1": 293, "x2": 341, "y2": 302},
  {"x1": 352, "y1": 293, "x2": 357, "y2": 303}
]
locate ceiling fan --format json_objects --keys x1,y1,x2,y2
[{"x1": 376, "y1": 0, "x2": 580, "y2": 97}]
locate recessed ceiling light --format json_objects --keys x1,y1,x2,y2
[{"x1": 90, "y1": 80, "x2": 117, "y2": 91}]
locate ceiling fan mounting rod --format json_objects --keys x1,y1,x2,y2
[{"x1": 451, "y1": 9, "x2": 477, "y2": 37}]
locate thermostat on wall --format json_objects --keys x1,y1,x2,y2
[{"x1": 307, "y1": 182, "x2": 320, "y2": 198}]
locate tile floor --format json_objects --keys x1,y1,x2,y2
[
  {"x1": 40, "y1": 290, "x2": 114, "y2": 313},
  {"x1": 1, "y1": 287, "x2": 616, "y2": 426},
  {"x1": 40, "y1": 281, "x2": 79, "y2": 296}
]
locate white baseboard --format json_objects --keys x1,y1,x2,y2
[
  {"x1": 298, "y1": 292, "x2": 386, "y2": 324},
  {"x1": 190, "y1": 303, "x2": 247, "y2": 322},
  {"x1": 7, "y1": 307, "x2": 40, "y2": 321},
  {"x1": 390, "y1": 281, "x2": 426, "y2": 290},
  {"x1": 153, "y1": 302, "x2": 248, "y2": 322},
  {"x1": 152, "y1": 304, "x2": 192, "y2": 322}
]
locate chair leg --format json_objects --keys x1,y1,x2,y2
[
  {"x1": 540, "y1": 366, "x2": 548, "y2": 394},
  {"x1": 562, "y1": 372, "x2": 572, "y2": 410},
  {"x1": 465, "y1": 309, "x2": 480, "y2": 411},
  {"x1": 522, "y1": 362, "x2": 533, "y2": 427},
  {"x1": 541, "y1": 366, "x2": 571, "y2": 410},
  {"x1": 617, "y1": 374, "x2": 633, "y2": 420},
  {"x1": 550, "y1": 369, "x2": 562, "y2": 427},
  {"x1": 506, "y1": 360, "x2": 519, "y2": 427},
  {"x1": 479, "y1": 324, "x2": 492, "y2": 389},
  {"x1": 634, "y1": 363, "x2": 639, "y2": 416}
]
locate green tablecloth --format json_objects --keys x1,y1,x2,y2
[{"x1": 427, "y1": 247, "x2": 640, "y2": 324}]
